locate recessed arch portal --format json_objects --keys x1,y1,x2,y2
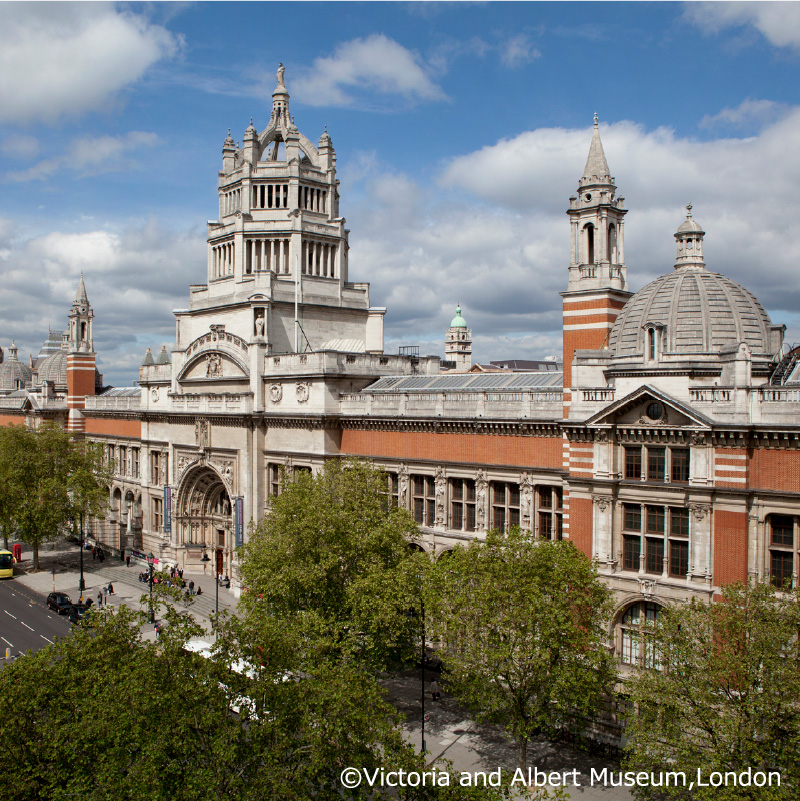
[{"x1": 175, "y1": 465, "x2": 232, "y2": 566}]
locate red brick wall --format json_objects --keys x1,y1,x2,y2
[
  {"x1": 750, "y1": 449, "x2": 800, "y2": 493},
  {"x1": 0, "y1": 414, "x2": 25, "y2": 427},
  {"x1": 713, "y1": 510, "x2": 748, "y2": 586},
  {"x1": 340, "y1": 429, "x2": 562, "y2": 469},
  {"x1": 568, "y1": 496, "x2": 593, "y2": 559},
  {"x1": 84, "y1": 417, "x2": 142, "y2": 438}
]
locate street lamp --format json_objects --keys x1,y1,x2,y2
[
  {"x1": 78, "y1": 511, "x2": 85, "y2": 604},
  {"x1": 125, "y1": 497, "x2": 133, "y2": 556},
  {"x1": 201, "y1": 551, "x2": 220, "y2": 624},
  {"x1": 147, "y1": 552, "x2": 155, "y2": 624}
]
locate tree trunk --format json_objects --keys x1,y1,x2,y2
[
  {"x1": 518, "y1": 737, "x2": 528, "y2": 772},
  {"x1": 33, "y1": 541, "x2": 39, "y2": 571}
]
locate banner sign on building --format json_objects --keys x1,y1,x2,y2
[
  {"x1": 164, "y1": 486, "x2": 172, "y2": 534},
  {"x1": 235, "y1": 497, "x2": 244, "y2": 548}
]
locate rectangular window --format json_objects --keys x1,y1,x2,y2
[
  {"x1": 412, "y1": 475, "x2": 435, "y2": 526},
  {"x1": 670, "y1": 507, "x2": 689, "y2": 538},
  {"x1": 647, "y1": 447, "x2": 666, "y2": 481},
  {"x1": 151, "y1": 452, "x2": 160, "y2": 485},
  {"x1": 131, "y1": 448, "x2": 140, "y2": 479},
  {"x1": 152, "y1": 497, "x2": 163, "y2": 532},
  {"x1": 645, "y1": 538, "x2": 664, "y2": 574},
  {"x1": 771, "y1": 515, "x2": 794, "y2": 547},
  {"x1": 492, "y1": 482, "x2": 520, "y2": 533},
  {"x1": 623, "y1": 503, "x2": 642, "y2": 532},
  {"x1": 671, "y1": 448, "x2": 690, "y2": 483},
  {"x1": 625, "y1": 447, "x2": 642, "y2": 480},
  {"x1": 771, "y1": 551, "x2": 794, "y2": 589},
  {"x1": 538, "y1": 487, "x2": 552, "y2": 508},
  {"x1": 623, "y1": 535, "x2": 641, "y2": 571},
  {"x1": 645, "y1": 506, "x2": 665, "y2": 535},
  {"x1": 669, "y1": 540, "x2": 689, "y2": 578},
  {"x1": 539, "y1": 511, "x2": 552, "y2": 540},
  {"x1": 385, "y1": 472, "x2": 399, "y2": 507},
  {"x1": 267, "y1": 464, "x2": 281, "y2": 498}
]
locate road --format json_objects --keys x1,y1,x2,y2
[{"x1": 0, "y1": 578, "x2": 72, "y2": 660}]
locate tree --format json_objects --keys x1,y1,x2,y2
[
  {"x1": 0, "y1": 606, "x2": 503, "y2": 801},
  {"x1": 239, "y1": 458, "x2": 423, "y2": 669},
  {"x1": 623, "y1": 580, "x2": 800, "y2": 801},
  {"x1": 425, "y1": 530, "x2": 617, "y2": 771},
  {"x1": 0, "y1": 422, "x2": 109, "y2": 569}
]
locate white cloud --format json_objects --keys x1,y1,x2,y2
[
  {"x1": 500, "y1": 34, "x2": 541, "y2": 68},
  {"x1": 344, "y1": 107, "x2": 800, "y2": 361},
  {"x1": 0, "y1": 3, "x2": 180, "y2": 123},
  {"x1": 6, "y1": 132, "x2": 160, "y2": 182},
  {"x1": 0, "y1": 219, "x2": 205, "y2": 386},
  {"x1": 686, "y1": 2, "x2": 800, "y2": 49},
  {"x1": 700, "y1": 98, "x2": 789, "y2": 131},
  {"x1": 293, "y1": 35, "x2": 446, "y2": 108}
]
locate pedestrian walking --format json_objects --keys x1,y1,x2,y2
[
  {"x1": 189, "y1": 580, "x2": 194, "y2": 596},
  {"x1": 107, "y1": 582, "x2": 114, "y2": 595},
  {"x1": 103, "y1": 586, "x2": 108, "y2": 600},
  {"x1": 126, "y1": 555, "x2": 130, "y2": 568},
  {"x1": 430, "y1": 679, "x2": 441, "y2": 701},
  {"x1": 183, "y1": 590, "x2": 190, "y2": 608},
  {"x1": 91, "y1": 547, "x2": 96, "y2": 561},
  {"x1": 97, "y1": 591, "x2": 103, "y2": 607}
]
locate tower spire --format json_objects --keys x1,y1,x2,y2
[{"x1": 583, "y1": 114, "x2": 610, "y2": 181}]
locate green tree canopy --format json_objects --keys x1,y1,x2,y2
[
  {"x1": 239, "y1": 458, "x2": 423, "y2": 669},
  {"x1": 0, "y1": 423, "x2": 110, "y2": 567},
  {"x1": 425, "y1": 530, "x2": 617, "y2": 771},
  {"x1": 623, "y1": 580, "x2": 800, "y2": 801}
]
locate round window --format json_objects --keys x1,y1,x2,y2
[
  {"x1": 646, "y1": 402, "x2": 663, "y2": 420},
  {"x1": 585, "y1": 193, "x2": 592, "y2": 201}
]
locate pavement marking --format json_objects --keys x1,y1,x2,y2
[
  {"x1": 40, "y1": 635, "x2": 53, "y2": 644},
  {"x1": 1, "y1": 637, "x2": 13, "y2": 647},
  {"x1": 21, "y1": 622, "x2": 34, "y2": 631},
  {"x1": 4, "y1": 610, "x2": 17, "y2": 619}
]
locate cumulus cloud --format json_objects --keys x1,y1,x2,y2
[
  {"x1": 6, "y1": 131, "x2": 160, "y2": 182},
  {"x1": 292, "y1": 35, "x2": 446, "y2": 108},
  {"x1": 0, "y1": 219, "x2": 205, "y2": 386},
  {"x1": 0, "y1": 3, "x2": 180, "y2": 123},
  {"x1": 686, "y1": 2, "x2": 800, "y2": 49},
  {"x1": 345, "y1": 106, "x2": 800, "y2": 362},
  {"x1": 700, "y1": 98, "x2": 789, "y2": 131}
]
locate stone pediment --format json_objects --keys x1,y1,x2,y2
[
  {"x1": 178, "y1": 350, "x2": 249, "y2": 382},
  {"x1": 584, "y1": 385, "x2": 712, "y2": 429}
]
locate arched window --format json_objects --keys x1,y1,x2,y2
[
  {"x1": 647, "y1": 328, "x2": 656, "y2": 361},
  {"x1": 585, "y1": 223, "x2": 595, "y2": 264},
  {"x1": 619, "y1": 601, "x2": 662, "y2": 668},
  {"x1": 608, "y1": 223, "x2": 617, "y2": 263}
]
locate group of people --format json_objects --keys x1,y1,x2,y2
[{"x1": 95, "y1": 582, "x2": 114, "y2": 607}]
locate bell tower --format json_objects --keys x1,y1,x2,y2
[
  {"x1": 561, "y1": 116, "x2": 632, "y2": 412},
  {"x1": 66, "y1": 273, "x2": 96, "y2": 433}
]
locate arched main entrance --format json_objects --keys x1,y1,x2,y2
[{"x1": 175, "y1": 465, "x2": 232, "y2": 577}]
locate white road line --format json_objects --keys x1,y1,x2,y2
[
  {"x1": 40, "y1": 635, "x2": 53, "y2": 644},
  {"x1": 1, "y1": 636, "x2": 13, "y2": 647},
  {"x1": 21, "y1": 622, "x2": 34, "y2": 631},
  {"x1": 4, "y1": 610, "x2": 17, "y2": 619}
]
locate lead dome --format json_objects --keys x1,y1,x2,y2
[{"x1": 607, "y1": 208, "x2": 779, "y2": 359}]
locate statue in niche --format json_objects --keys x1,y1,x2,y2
[
  {"x1": 254, "y1": 311, "x2": 265, "y2": 337},
  {"x1": 206, "y1": 353, "x2": 222, "y2": 378},
  {"x1": 196, "y1": 420, "x2": 210, "y2": 449}
]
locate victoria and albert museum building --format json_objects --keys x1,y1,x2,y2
[{"x1": 2, "y1": 69, "x2": 800, "y2": 669}]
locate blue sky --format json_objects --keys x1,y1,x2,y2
[{"x1": 2, "y1": 1, "x2": 800, "y2": 386}]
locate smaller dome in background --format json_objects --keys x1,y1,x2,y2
[
  {"x1": 36, "y1": 350, "x2": 67, "y2": 388},
  {"x1": 450, "y1": 305, "x2": 468, "y2": 329},
  {"x1": 0, "y1": 342, "x2": 33, "y2": 392}
]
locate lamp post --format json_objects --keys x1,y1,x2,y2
[
  {"x1": 201, "y1": 551, "x2": 220, "y2": 625},
  {"x1": 147, "y1": 552, "x2": 155, "y2": 624},
  {"x1": 125, "y1": 498, "x2": 133, "y2": 557},
  {"x1": 78, "y1": 511, "x2": 85, "y2": 604}
]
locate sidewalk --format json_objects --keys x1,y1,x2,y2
[{"x1": 12, "y1": 541, "x2": 237, "y2": 641}]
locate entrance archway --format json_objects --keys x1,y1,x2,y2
[{"x1": 175, "y1": 465, "x2": 232, "y2": 576}]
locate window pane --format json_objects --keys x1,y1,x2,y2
[
  {"x1": 494, "y1": 507, "x2": 506, "y2": 533},
  {"x1": 669, "y1": 540, "x2": 688, "y2": 577},
  {"x1": 624, "y1": 504, "x2": 641, "y2": 531},
  {"x1": 670, "y1": 507, "x2": 689, "y2": 537},
  {"x1": 623, "y1": 535, "x2": 640, "y2": 570},
  {"x1": 465, "y1": 481, "x2": 475, "y2": 502},
  {"x1": 646, "y1": 506, "x2": 665, "y2": 535},
  {"x1": 647, "y1": 448, "x2": 666, "y2": 481},
  {"x1": 671, "y1": 448, "x2": 690, "y2": 483},
  {"x1": 539, "y1": 512, "x2": 552, "y2": 539},
  {"x1": 538, "y1": 487, "x2": 552, "y2": 508},
  {"x1": 646, "y1": 538, "x2": 664, "y2": 573},
  {"x1": 451, "y1": 503, "x2": 463, "y2": 529},
  {"x1": 452, "y1": 481, "x2": 463, "y2": 501},
  {"x1": 771, "y1": 516, "x2": 795, "y2": 547},
  {"x1": 625, "y1": 447, "x2": 642, "y2": 480},
  {"x1": 466, "y1": 504, "x2": 475, "y2": 532},
  {"x1": 771, "y1": 551, "x2": 794, "y2": 589}
]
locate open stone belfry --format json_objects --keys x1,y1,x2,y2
[{"x1": 2, "y1": 66, "x2": 800, "y2": 682}]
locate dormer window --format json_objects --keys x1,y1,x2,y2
[{"x1": 644, "y1": 324, "x2": 665, "y2": 363}]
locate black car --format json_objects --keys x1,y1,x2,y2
[
  {"x1": 46, "y1": 592, "x2": 73, "y2": 614},
  {"x1": 67, "y1": 603, "x2": 90, "y2": 625}
]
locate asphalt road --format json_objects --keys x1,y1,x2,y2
[{"x1": 0, "y1": 578, "x2": 72, "y2": 660}]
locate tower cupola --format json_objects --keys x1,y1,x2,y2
[
  {"x1": 445, "y1": 305, "x2": 472, "y2": 370},
  {"x1": 673, "y1": 204, "x2": 706, "y2": 270}
]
